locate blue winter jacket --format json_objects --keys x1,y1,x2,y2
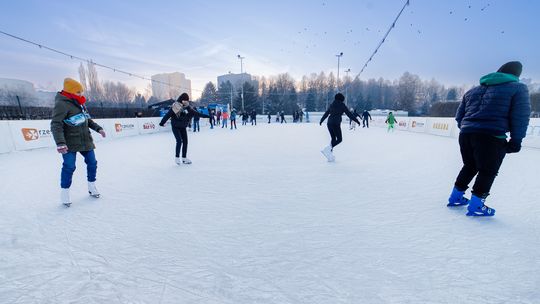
[{"x1": 456, "y1": 72, "x2": 531, "y2": 142}]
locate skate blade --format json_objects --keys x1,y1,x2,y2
[
  {"x1": 466, "y1": 211, "x2": 495, "y2": 216},
  {"x1": 63, "y1": 203, "x2": 72, "y2": 207},
  {"x1": 89, "y1": 192, "x2": 100, "y2": 198},
  {"x1": 447, "y1": 202, "x2": 468, "y2": 207}
]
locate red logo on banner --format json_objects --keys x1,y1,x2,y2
[
  {"x1": 21, "y1": 128, "x2": 39, "y2": 141},
  {"x1": 143, "y1": 122, "x2": 155, "y2": 130}
]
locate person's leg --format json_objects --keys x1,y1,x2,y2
[
  {"x1": 471, "y1": 134, "x2": 508, "y2": 198},
  {"x1": 80, "y1": 150, "x2": 97, "y2": 183},
  {"x1": 333, "y1": 124, "x2": 343, "y2": 147},
  {"x1": 172, "y1": 127, "x2": 182, "y2": 158},
  {"x1": 327, "y1": 124, "x2": 337, "y2": 147},
  {"x1": 454, "y1": 133, "x2": 478, "y2": 191},
  {"x1": 61, "y1": 152, "x2": 77, "y2": 188},
  {"x1": 180, "y1": 128, "x2": 189, "y2": 158}
]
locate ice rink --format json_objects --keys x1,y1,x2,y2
[{"x1": 1, "y1": 123, "x2": 539, "y2": 303}]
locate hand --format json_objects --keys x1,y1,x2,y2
[
  {"x1": 159, "y1": 123, "x2": 165, "y2": 127},
  {"x1": 99, "y1": 129, "x2": 106, "y2": 138},
  {"x1": 319, "y1": 122, "x2": 322, "y2": 126},
  {"x1": 506, "y1": 140, "x2": 521, "y2": 153},
  {"x1": 57, "y1": 145, "x2": 68, "y2": 154}
]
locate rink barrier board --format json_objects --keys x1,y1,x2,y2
[{"x1": 0, "y1": 117, "x2": 539, "y2": 153}]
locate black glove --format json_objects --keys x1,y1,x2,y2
[
  {"x1": 159, "y1": 123, "x2": 165, "y2": 127},
  {"x1": 319, "y1": 122, "x2": 322, "y2": 126},
  {"x1": 506, "y1": 139, "x2": 521, "y2": 153}
]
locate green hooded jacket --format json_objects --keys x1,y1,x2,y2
[{"x1": 479, "y1": 72, "x2": 519, "y2": 86}]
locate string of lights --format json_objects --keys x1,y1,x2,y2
[
  {"x1": 354, "y1": 0, "x2": 410, "y2": 78},
  {"x1": 0, "y1": 29, "x2": 196, "y2": 92},
  {"x1": 0, "y1": 29, "x2": 315, "y2": 97}
]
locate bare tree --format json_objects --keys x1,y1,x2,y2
[
  {"x1": 78, "y1": 63, "x2": 87, "y2": 92},
  {"x1": 102, "y1": 81, "x2": 134, "y2": 104},
  {"x1": 87, "y1": 62, "x2": 103, "y2": 102},
  {"x1": 397, "y1": 72, "x2": 421, "y2": 113}
]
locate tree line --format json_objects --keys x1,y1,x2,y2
[{"x1": 198, "y1": 71, "x2": 474, "y2": 116}]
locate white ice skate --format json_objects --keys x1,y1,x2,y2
[
  {"x1": 88, "y1": 182, "x2": 100, "y2": 198},
  {"x1": 61, "y1": 188, "x2": 71, "y2": 207},
  {"x1": 175, "y1": 157, "x2": 182, "y2": 165},
  {"x1": 321, "y1": 145, "x2": 335, "y2": 162},
  {"x1": 182, "y1": 158, "x2": 192, "y2": 164}
]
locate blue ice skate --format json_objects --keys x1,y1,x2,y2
[
  {"x1": 447, "y1": 187, "x2": 469, "y2": 206},
  {"x1": 466, "y1": 195, "x2": 495, "y2": 216}
]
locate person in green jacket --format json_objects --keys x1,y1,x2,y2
[
  {"x1": 385, "y1": 111, "x2": 398, "y2": 132},
  {"x1": 51, "y1": 78, "x2": 106, "y2": 206}
]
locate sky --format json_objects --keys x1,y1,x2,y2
[{"x1": 1, "y1": 0, "x2": 539, "y2": 99}]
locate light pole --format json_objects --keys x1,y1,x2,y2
[
  {"x1": 344, "y1": 68, "x2": 351, "y2": 106},
  {"x1": 336, "y1": 52, "x2": 343, "y2": 92},
  {"x1": 237, "y1": 54, "x2": 245, "y2": 111}
]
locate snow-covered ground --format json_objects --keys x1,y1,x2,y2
[{"x1": 1, "y1": 123, "x2": 539, "y2": 303}]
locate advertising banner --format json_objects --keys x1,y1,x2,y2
[
  {"x1": 8, "y1": 120, "x2": 56, "y2": 151},
  {"x1": 427, "y1": 118, "x2": 455, "y2": 137},
  {"x1": 110, "y1": 119, "x2": 139, "y2": 138},
  {"x1": 409, "y1": 118, "x2": 427, "y2": 133},
  {"x1": 137, "y1": 118, "x2": 161, "y2": 135},
  {"x1": 396, "y1": 118, "x2": 409, "y2": 131},
  {"x1": 0, "y1": 122, "x2": 14, "y2": 153}
]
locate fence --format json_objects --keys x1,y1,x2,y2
[
  {"x1": 1, "y1": 116, "x2": 538, "y2": 154},
  {"x1": 369, "y1": 117, "x2": 540, "y2": 149},
  {"x1": 0, "y1": 117, "x2": 169, "y2": 154}
]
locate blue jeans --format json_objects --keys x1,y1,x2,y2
[{"x1": 61, "y1": 150, "x2": 97, "y2": 188}]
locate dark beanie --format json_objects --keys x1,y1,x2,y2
[
  {"x1": 178, "y1": 93, "x2": 190, "y2": 102},
  {"x1": 335, "y1": 93, "x2": 345, "y2": 102},
  {"x1": 497, "y1": 61, "x2": 522, "y2": 77}
]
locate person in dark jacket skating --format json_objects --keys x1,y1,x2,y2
[
  {"x1": 447, "y1": 61, "x2": 531, "y2": 216},
  {"x1": 241, "y1": 111, "x2": 248, "y2": 125},
  {"x1": 267, "y1": 112, "x2": 271, "y2": 123},
  {"x1": 207, "y1": 109, "x2": 216, "y2": 129},
  {"x1": 319, "y1": 93, "x2": 360, "y2": 162},
  {"x1": 250, "y1": 110, "x2": 257, "y2": 125},
  {"x1": 230, "y1": 109, "x2": 237, "y2": 130},
  {"x1": 362, "y1": 110, "x2": 372, "y2": 128},
  {"x1": 159, "y1": 93, "x2": 210, "y2": 165},
  {"x1": 192, "y1": 110, "x2": 201, "y2": 132},
  {"x1": 51, "y1": 78, "x2": 106, "y2": 206}
]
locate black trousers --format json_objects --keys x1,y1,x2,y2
[
  {"x1": 363, "y1": 118, "x2": 369, "y2": 128},
  {"x1": 454, "y1": 133, "x2": 507, "y2": 198},
  {"x1": 327, "y1": 124, "x2": 343, "y2": 148},
  {"x1": 172, "y1": 127, "x2": 188, "y2": 158},
  {"x1": 230, "y1": 119, "x2": 237, "y2": 129}
]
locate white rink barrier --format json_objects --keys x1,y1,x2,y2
[
  {"x1": 370, "y1": 117, "x2": 540, "y2": 149},
  {"x1": 1, "y1": 117, "x2": 539, "y2": 153},
  {"x1": 0, "y1": 117, "x2": 168, "y2": 154}
]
